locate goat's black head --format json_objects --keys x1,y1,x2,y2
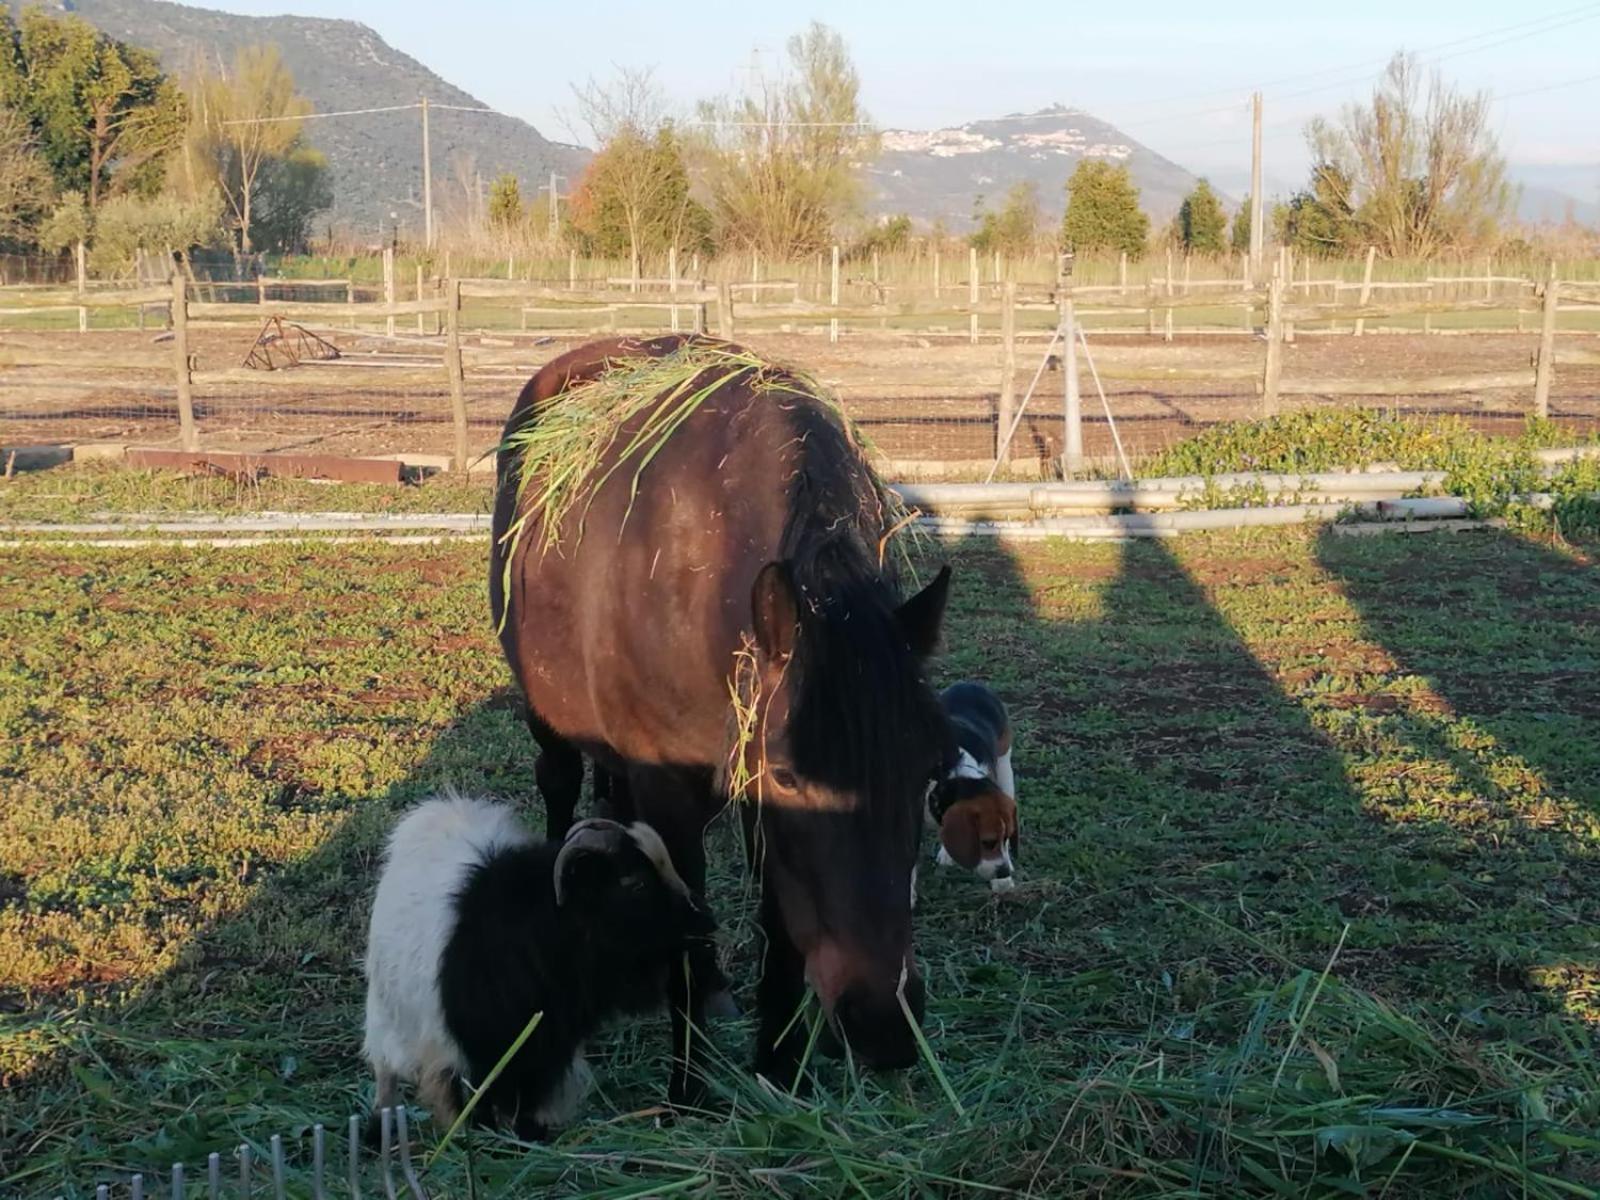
[{"x1": 553, "y1": 818, "x2": 715, "y2": 958}]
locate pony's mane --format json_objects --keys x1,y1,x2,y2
[{"x1": 775, "y1": 403, "x2": 944, "y2": 835}]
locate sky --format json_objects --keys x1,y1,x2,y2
[{"x1": 201, "y1": 0, "x2": 1600, "y2": 200}]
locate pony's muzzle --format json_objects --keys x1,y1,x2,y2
[{"x1": 828, "y1": 970, "x2": 926, "y2": 1070}]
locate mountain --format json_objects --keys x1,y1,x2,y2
[
  {"x1": 1508, "y1": 165, "x2": 1599, "y2": 227},
  {"x1": 57, "y1": 0, "x2": 587, "y2": 240},
  {"x1": 867, "y1": 106, "x2": 1212, "y2": 231}
]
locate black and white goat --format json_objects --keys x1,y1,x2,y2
[{"x1": 362, "y1": 791, "x2": 715, "y2": 1140}]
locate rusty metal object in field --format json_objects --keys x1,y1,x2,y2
[{"x1": 244, "y1": 315, "x2": 341, "y2": 370}]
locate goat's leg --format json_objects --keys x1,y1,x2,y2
[
  {"x1": 416, "y1": 1065, "x2": 462, "y2": 1129},
  {"x1": 363, "y1": 1063, "x2": 403, "y2": 1146}
]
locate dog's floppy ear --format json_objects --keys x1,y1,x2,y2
[{"x1": 938, "y1": 804, "x2": 981, "y2": 870}]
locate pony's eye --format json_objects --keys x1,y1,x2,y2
[{"x1": 769, "y1": 768, "x2": 799, "y2": 792}]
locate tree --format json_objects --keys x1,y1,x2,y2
[
  {"x1": 570, "y1": 67, "x2": 703, "y2": 277},
  {"x1": 0, "y1": 8, "x2": 184, "y2": 211},
  {"x1": 1230, "y1": 198, "x2": 1251, "y2": 253},
  {"x1": 86, "y1": 186, "x2": 223, "y2": 273},
  {"x1": 693, "y1": 23, "x2": 874, "y2": 257},
  {"x1": 251, "y1": 145, "x2": 331, "y2": 253},
  {"x1": 0, "y1": 105, "x2": 53, "y2": 242},
  {"x1": 1282, "y1": 163, "x2": 1358, "y2": 256},
  {"x1": 568, "y1": 116, "x2": 709, "y2": 268},
  {"x1": 1306, "y1": 52, "x2": 1512, "y2": 256},
  {"x1": 1177, "y1": 180, "x2": 1227, "y2": 253},
  {"x1": 187, "y1": 45, "x2": 313, "y2": 253},
  {"x1": 488, "y1": 172, "x2": 523, "y2": 230},
  {"x1": 36, "y1": 189, "x2": 89, "y2": 253},
  {"x1": 971, "y1": 181, "x2": 1042, "y2": 256},
  {"x1": 1062, "y1": 160, "x2": 1149, "y2": 256}
]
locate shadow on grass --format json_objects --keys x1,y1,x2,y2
[{"x1": 4, "y1": 528, "x2": 1599, "y2": 1198}]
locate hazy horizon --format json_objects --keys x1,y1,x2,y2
[{"x1": 146, "y1": 0, "x2": 1600, "y2": 206}]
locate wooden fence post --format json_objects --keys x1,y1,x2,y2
[
  {"x1": 1119, "y1": 251, "x2": 1129, "y2": 296},
  {"x1": 384, "y1": 247, "x2": 396, "y2": 339},
  {"x1": 171, "y1": 273, "x2": 197, "y2": 450},
  {"x1": 1262, "y1": 272, "x2": 1284, "y2": 417},
  {"x1": 829, "y1": 244, "x2": 840, "y2": 345},
  {"x1": 416, "y1": 264, "x2": 425, "y2": 335},
  {"x1": 717, "y1": 280, "x2": 734, "y2": 341},
  {"x1": 1534, "y1": 261, "x2": 1558, "y2": 420},
  {"x1": 1354, "y1": 245, "x2": 1376, "y2": 336},
  {"x1": 872, "y1": 248, "x2": 879, "y2": 284},
  {"x1": 346, "y1": 277, "x2": 356, "y2": 329},
  {"x1": 668, "y1": 245, "x2": 680, "y2": 333},
  {"x1": 445, "y1": 278, "x2": 468, "y2": 472},
  {"x1": 933, "y1": 248, "x2": 941, "y2": 295},
  {"x1": 256, "y1": 272, "x2": 266, "y2": 307},
  {"x1": 76, "y1": 239, "x2": 87, "y2": 333},
  {"x1": 997, "y1": 280, "x2": 1016, "y2": 467},
  {"x1": 969, "y1": 246, "x2": 980, "y2": 344},
  {"x1": 569, "y1": 248, "x2": 578, "y2": 290}
]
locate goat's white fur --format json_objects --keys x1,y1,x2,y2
[{"x1": 363, "y1": 790, "x2": 590, "y2": 1127}]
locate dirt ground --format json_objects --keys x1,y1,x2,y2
[{"x1": 3, "y1": 323, "x2": 1598, "y2": 468}]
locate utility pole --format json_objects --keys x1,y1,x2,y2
[
  {"x1": 420, "y1": 96, "x2": 434, "y2": 249},
  {"x1": 1249, "y1": 91, "x2": 1264, "y2": 284}
]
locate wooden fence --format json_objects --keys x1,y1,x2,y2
[{"x1": 2, "y1": 253, "x2": 1596, "y2": 476}]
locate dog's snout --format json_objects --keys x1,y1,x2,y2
[{"x1": 992, "y1": 862, "x2": 1012, "y2": 880}]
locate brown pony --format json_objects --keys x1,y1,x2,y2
[{"x1": 489, "y1": 335, "x2": 951, "y2": 1100}]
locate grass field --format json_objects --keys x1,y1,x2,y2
[{"x1": 3, "y1": 519, "x2": 1599, "y2": 1197}]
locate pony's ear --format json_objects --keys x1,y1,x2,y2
[
  {"x1": 751, "y1": 561, "x2": 799, "y2": 665},
  {"x1": 896, "y1": 565, "x2": 952, "y2": 659}
]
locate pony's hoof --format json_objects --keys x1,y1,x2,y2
[{"x1": 705, "y1": 989, "x2": 741, "y2": 1020}]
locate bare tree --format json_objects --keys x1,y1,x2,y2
[
  {"x1": 569, "y1": 67, "x2": 687, "y2": 284},
  {"x1": 693, "y1": 22, "x2": 875, "y2": 259},
  {"x1": 1307, "y1": 53, "x2": 1512, "y2": 257},
  {"x1": 187, "y1": 46, "x2": 311, "y2": 253},
  {"x1": 0, "y1": 106, "x2": 54, "y2": 242}
]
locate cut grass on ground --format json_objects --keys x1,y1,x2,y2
[{"x1": 1, "y1": 525, "x2": 1598, "y2": 1197}]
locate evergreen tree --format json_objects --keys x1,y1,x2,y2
[
  {"x1": 1177, "y1": 179, "x2": 1227, "y2": 253},
  {"x1": 1061, "y1": 160, "x2": 1148, "y2": 256}
]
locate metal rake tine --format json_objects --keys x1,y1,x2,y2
[
  {"x1": 207, "y1": 1153, "x2": 221, "y2": 1200},
  {"x1": 271, "y1": 1134, "x2": 287, "y2": 1200},
  {"x1": 239, "y1": 1144, "x2": 253, "y2": 1199},
  {"x1": 347, "y1": 1115, "x2": 362, "y2": 1200},
  {"x1": 170, "y1": 1162, "x2": 184, "y2": 1200},
  {"x1": 379, "y1": 1107, "x2": 399, "y2": 1200},
  {"x1": 312, "y1": 1123, "x2": 326, "y2": 1200},
  {"x1": 394, "y1": 1108, "x2": 427, "y2": 1200}
]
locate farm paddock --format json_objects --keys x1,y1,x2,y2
[
  {"x1": 4, "y1": 326, "x2": 1600, "y2": 470},
  {"x1": 1, "y1": 522, "x2": 1598, "y2": 1197}
]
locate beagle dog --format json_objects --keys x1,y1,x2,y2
[{"x1": 926, "y1": 681, "x2": 1018, "y2": 893}]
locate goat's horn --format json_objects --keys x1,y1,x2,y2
[{"x1": 552, "y1": 819, "x2": 629, "y2": 906}]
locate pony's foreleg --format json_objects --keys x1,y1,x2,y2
[
  {"x1": 525, "y1": 704, "x2": 583, "y2": 840},
  {"x1": 753, "y1": 870, "x2": 810, "y2": 1092},
  {"x1": 628, "y1": 767, "x2": 727, "y2": 1108}
]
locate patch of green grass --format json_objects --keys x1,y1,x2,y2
[
  {"x1": 1, "y1": 526, "x2": 1598, "y2": 1197},
  {"x1": 0, "y1": 462, "x2": 493, "y2": 521},
  {"x1": 1144, "y1": 410, "x2": 1600, "y2": 530}
]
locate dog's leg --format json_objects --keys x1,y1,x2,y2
[{"x1": 994, "y1": 749, "x2": 1016, "y2": 800}]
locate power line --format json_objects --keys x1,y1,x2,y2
[
  {"x1": 1495, "y1": 70, "x2": 1600, "y2": 100},
  {"x1": 1105, "y1": 1, "x2": 1600, "y2": 131},
  {"x1": 220, "y1": 100, "x2": 495, "y2": 126}
]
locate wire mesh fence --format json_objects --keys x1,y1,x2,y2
[{"x1": 3, "y1": 261, "x2": 1599, "y2": 477}]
